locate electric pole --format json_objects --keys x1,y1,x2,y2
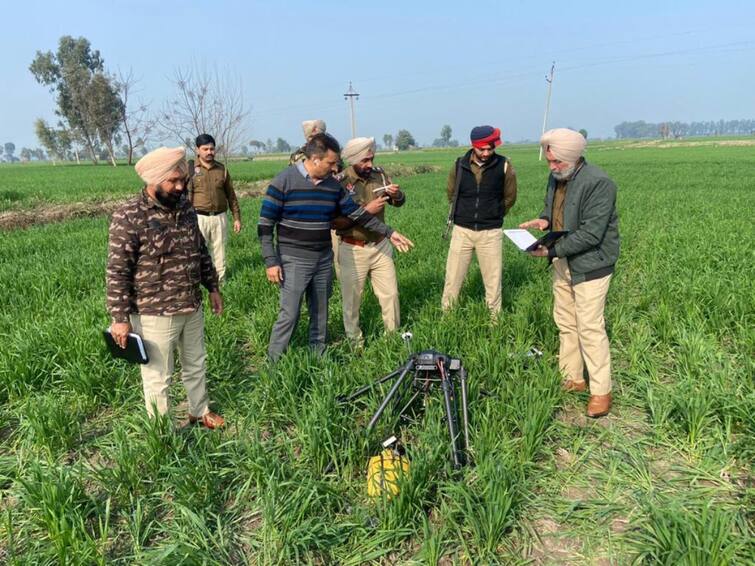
[
  {"x1": 343, "y1": 81, "x2": 359, "y2": 138},
  {"x1": 539, "y1": 62, "x2": 555, "y2": 160}
]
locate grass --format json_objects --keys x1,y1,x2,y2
[{"x1": 0, "y1": 144, "x2": 753, "y2": 563}]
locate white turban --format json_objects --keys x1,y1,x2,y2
[
  {"x1": 540, "y1": 128, "x2": 586, "y2": 164},
  {"x1": 135, "y1": 147, "x2": 187, "y2": 185},
  {"x1": 302, "y1": 119, "x2": 327, "y2": 140},
  {"x1": 342, "y1": 137, "x2": 376, "y2": 165}
]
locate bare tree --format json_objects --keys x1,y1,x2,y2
[
  {"x1": 158, "y1": 65, "x2": 249, "y2": 162},
  {"x1": 117, "y1": 68, "x2": 154, "y2": 165}
]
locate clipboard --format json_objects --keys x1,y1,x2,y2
[
  {"x1": 103, "y1": 329, "x2": 149, "y2": 364},
  {"x1": 503, "y1": 229, "x2": 569, "y2": 252}
]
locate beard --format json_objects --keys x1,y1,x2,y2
[
  {"x1": 354, "y1": 165, "x2": 372, "y2": 177},
  {"x1": 552, "y1": 164, "x2": 577, "y2": 181},
  {"x1": 155, "y1": 187, "x2": 184, "y2": 208}
]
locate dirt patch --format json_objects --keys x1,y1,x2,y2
[
  {"x1": 527, "y1": 517, "x2": 583, "y2": 564},
  {"x1": 555, "y1": 447, "x2": 574, "y2": 470},
  {"x1": 0, "y1": 199, "x2": 126, "y2": 231}
]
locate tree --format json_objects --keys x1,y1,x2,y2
[
  {"x1": 35, "y1": 119, "x2": 69, "y2": 163},
  {"x1": 383, "y1": 133, "x2": 393, "y2": 150},
  {"x1": 20, "y1": 148, "x2": 32, "y2": 162},
  {"x1": 440, "y1": 124, "x2": 452, "y2": 145},
  {"x1": 275, "y1": 138, "x2": 291, "y2": 153},
  {"x1": 117, "y1": 69, "x2": 155, "y2": 165},
  {"x1": 89, "y1": 72, "x2": 125, "y2": 166},
  {"x1": 29, "y1": 36, "x2": 113, "y2": 164},
  {"x1": 4, "y1": 142, "x2": 16, "y2": 161},
  {"x1": 395, "y1": 130, "x2": 416, "y2": 151},
  {"x1": 248, "y1": 139, "x2": 266, "y2": 153},
  {"x1": 579, "y1": 129, "x2": 588, "y2": 139},
  {"x1": 158, "y1": 65, "x2": 249, "y2": 162}
]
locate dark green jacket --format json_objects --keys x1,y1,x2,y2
[{"x1": 539, "y1": 160, "x2": 620, "y2": 284}]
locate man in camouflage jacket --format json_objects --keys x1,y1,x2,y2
[{"x1": 106, "y1": 146, "x2": 225, "y2": 428}]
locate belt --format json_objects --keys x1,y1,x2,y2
[
  {"x1": 195, "y1": 210, "x2": 224, "y2": 216},
  {"x1": 341, "y1": 235, "x2": 385, "y2": 247}
]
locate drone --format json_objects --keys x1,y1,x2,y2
[{"x1": 339, "y1": 333, "x2": 470, "y2": 469}]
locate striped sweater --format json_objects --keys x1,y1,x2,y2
[{"x1": 258, "y1": 163, "x2": 394, "y2": 267}]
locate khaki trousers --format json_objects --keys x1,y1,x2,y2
[
  {"x1": 197, "y1": 213, "x2": 228, "y2": 285},
  {"x1": 552, "y1": 258, "x2": 613, "y2": 395},
  {"x1": 339, "y1": 237, "x2": 400, "y2": 342},
  {"x1": 130, "y1": 310, "x2": 210, "y2": 418},
  {"x1": 441, "y1": 225, "x2": 503, "y2": 314},
  {"x1": 331, "y1": 229, "x2": 341, "y2": 280}
]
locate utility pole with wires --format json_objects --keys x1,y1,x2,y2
[
  {"x1": 343, "y1": 81, "x2": 360, "y2": 138},
  {"x1": 538, "y1": 62, "x2": 555, "y2": 160}
]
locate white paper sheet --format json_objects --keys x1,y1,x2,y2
[{"x1": 503, "y1": 229, "x2": 538, "y2": 251}]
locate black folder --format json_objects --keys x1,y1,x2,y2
[
  {"x1": 526, "y1": 231, "x2": 569, "y2": 252},
  {"x1": 103, "y1": 329, "x2": 149, "y2": 364}
]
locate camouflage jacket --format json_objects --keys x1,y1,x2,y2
[
  {"x1": 106, "y1": 189, "x2": 219, "y2": 323},
  {"x1": 288, "y1": 146, "x2": 306, "y2": 165}
]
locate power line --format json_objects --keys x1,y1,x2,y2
[{"x1": 343, "y1": 81, "x2": 359, "y2": 138}]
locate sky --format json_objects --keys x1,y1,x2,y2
[{"x1": 2, "y1": 0, "x2": 755, "y2": 150}]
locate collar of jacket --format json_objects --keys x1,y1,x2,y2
[
  {"x1": 198, "y1": 158, "x2": 222, "y2": 171},
  {"x1": 460, "y1": 148, "x2": 503, "y2": 172}
]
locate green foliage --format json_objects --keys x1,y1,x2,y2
[
  {"x1": 629, "y1": 498, "x2": 751, "y2": 565},
  {"x1": 0, "y1": 144, "x2": 752, "y2": 562},
  {"x1": 395, "y1": 129, "x2": 416, "y2": 150}
]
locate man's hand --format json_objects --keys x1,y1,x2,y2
[
  {"x1": 385, "y1": 184, "x2": 401, "y2": 198},
  {"x1": 389, "y1": 231, "x2": 414, "y2": 253},
  {"x1": 528, "y1": 245, "x2": 550, "y2": 257},
  {"x1": 111, "y1": 321, "x2": 132, "y2": 349},
  {"x1": 519, "y1": 218, "x2": 549, "y2": 231},
  {"x1": 209, "y1": 290, "x2": 223, "y2": 315},
  {"x1": 233, "y1": 220, "x2": 242, "y2": 234},
  {"x1": 364, "y1": 196, "x2": 389, "y2": 215},
  {"x1": 266, "y1": 265, "x2": 284, "y2": 285}
]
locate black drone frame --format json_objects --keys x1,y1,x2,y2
[{"x1": 339, "y1": 350, "x2": 470, "y2": 469}]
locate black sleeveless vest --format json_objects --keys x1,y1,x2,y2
[{"x1": 453, "y1": 152, "x2": 507, "y2": 230}]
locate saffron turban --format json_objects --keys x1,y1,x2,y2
[
  {"x1": 302, "y1": 119, "x2": 327, "y2": 140},
  {"x1": 134, "y1": 147, "x2": 188, "y2": 185},
  {"x1": 540, "y1": 128, "x2": 586, "y2": 164},
  {"x1": 342, "y1": 137, "x2": 376, "y2": 165},
  {"x1": 470, "y1": 125, "x2": 502, "y2": 148}
]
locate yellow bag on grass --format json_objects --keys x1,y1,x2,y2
[{"x1": 367, "y1": 448, "x2": 410, "y2": 498}]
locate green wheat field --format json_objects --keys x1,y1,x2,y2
[{"x1": 0, "y1": 141, "x2": 753, "y2": 564}]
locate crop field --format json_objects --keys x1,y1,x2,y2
[{"x1": 0, "y1": 143, "x2": 753, "y2": 564}]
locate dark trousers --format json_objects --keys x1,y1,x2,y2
[{"x1": 267, "y1": 251, "x2": 333, "y2": 361}]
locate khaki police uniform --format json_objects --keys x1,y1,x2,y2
[
  {"x1": 335, "y1": 165, "x2": 405, "y2": 342},
  {"x1": 189, "y1": 160, "x2": 241, "y2": 285}
]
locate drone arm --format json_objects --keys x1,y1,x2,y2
[{"x1": 367, "y1": 359, "x2": 414, "y2": 431}]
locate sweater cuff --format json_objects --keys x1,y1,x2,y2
[
  {"x1": 548, "y1": 246, "x2": 557, "y2": 259},
  {"x1": 264, "y1": 256, "x2": 280, "y2": 268}
]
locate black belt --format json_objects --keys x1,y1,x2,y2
[{"x1": 195, "y1": 210, "x2": 224, "y2": 216}]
